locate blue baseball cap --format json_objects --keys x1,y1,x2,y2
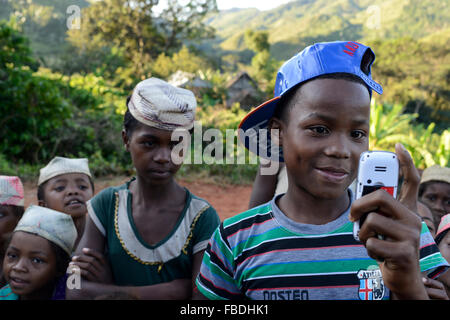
[{"x1": 238, "y1": 41, "x2": 383, "y2": 162}]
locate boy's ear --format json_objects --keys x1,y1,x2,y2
[
  {"x1": 122, "y1": 129, "x2": 130, "y2": 151},
  {"x1": 268, "y1": 117, "x2": 284, "y2": 147}
]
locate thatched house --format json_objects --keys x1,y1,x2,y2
[{"x1": 226, "y1": 72, "x2": 260, "y2": 110}]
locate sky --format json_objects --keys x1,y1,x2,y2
[{"x1": 216, "y1": 0, "x2": 293, "y2": 11}]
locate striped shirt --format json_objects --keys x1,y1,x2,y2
[{"x1": 196, "y1": 192, "x2": 449, "y2": 300}]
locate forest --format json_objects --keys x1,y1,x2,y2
[{"x1": 1, "y1": 0, "x2": 448, "y2": 183}]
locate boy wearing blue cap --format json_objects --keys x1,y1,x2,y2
[{"x1": 195, "y1": 41, "x2": 449, "y2": 300}]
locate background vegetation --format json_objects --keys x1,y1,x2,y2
[{"x1": 1, "y1": 0, "x2": 448, "y2": 184}]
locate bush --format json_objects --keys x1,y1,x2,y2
[
  {"x1": 0, "y1": 21, "x2": 132, "y2": 176},
  {"x1": 0, "y1": 153, "x2": 41, "y2": 181}
]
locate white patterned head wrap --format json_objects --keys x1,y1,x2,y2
[{"x1": 128, "y1": 77, "x2": 197, "y2": 131}]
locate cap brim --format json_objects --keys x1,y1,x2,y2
[
  {"x1": 238, "y1": 96, "x2": 284, "y2": 162},
  {"x1": 357, "y1": 70, "x2": 383, "y2": 95},
  {"x1": 435, "y1": 228, "x2": 449, "y2": 245}
]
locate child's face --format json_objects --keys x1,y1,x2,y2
[
  {"x1": 0, "y1": 205, "x2": 20, "y2": 239},
  {"x1": 3, "y1": 231, "x2": 57, "y2": 297},
  {"x1": 123, "y1": 124, "x2": 183, "y2": 185},
  {"x1": 417, "y1": 201, "x2": 436, "y2": 237},
  {"x1": 437, "y1": 232, "x2": 450, "y2": 287},
  {"x1": 40, "y1": 173, "x2": 93, "y2": 219},
  {"x1": 420, "y1": 182, "x2": 450, "y2": 225},
  {"x1": 277, "y1": 78, "x2": 370, "y2": 199}
]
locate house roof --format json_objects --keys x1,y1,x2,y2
[{"x1": 226, "y1": 71, "x2": 257, "y2": 88}]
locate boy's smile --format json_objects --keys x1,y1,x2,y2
[
  {"x1": 314, "y1": 165, "x2": 350, "y2": 183},
  {"x1": 276, "y1": 78, "x2": 370, "y2": 201}
]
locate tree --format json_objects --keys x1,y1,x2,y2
[
  {"x1": 158, "y1": 0, "x2": 216, "y2": 52},
  {"x1": 68, "y1": 0, "x2": 217, "y2": 81},
  {"x1": 244, "y1": 30, "x2": 270, "y2": 52},
  {"x1": 244, "y1": 29, "x2": 280, "y2": 95},
  {"x1": 369, "y1": 100, "x2": 449, "y2": 169},
  {"x1": 0, "y1": 20, "x2": 71, "y2": 163},
  {"x1": 0, "y1": 0, "x2": 90, "y2": 68},
  {"x1": 152, "y1": 45, "x2": 211, "y2": 79},
  {"x1": 0, "y1": 18, "x2": 39, "y2": 72},
  {"x1": 0, "y1": 20, "x2": 127, "y2": 168},
  {"x1": 368, "y1": 37, "x2": 450, "y2": 132}
]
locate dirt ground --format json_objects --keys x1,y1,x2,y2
[{"x1": 23, "y1": 176, "x2": 253, "y2": 221}]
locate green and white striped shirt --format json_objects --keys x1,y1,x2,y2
[{"x1": 196, "y1": 193, "x2": 448, "y2": 300}]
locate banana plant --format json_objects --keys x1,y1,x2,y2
[
  {"x1": 369, "y1": 100, "x2": 417, "y2": 151},
  {"x1": 369, "y1": 100, "x2": 449, "y2": 169},
  {"x1": 435, "y1": 129, "x2": 449, "y2": 167}
]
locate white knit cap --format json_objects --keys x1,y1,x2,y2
[
  {"x1": 14, "y1": 205, "x2": 77, "y2": 256},
  {"x1": 38, "y1": 157, "x2": 92, "y2": 186},
  {"x1": 128, "y1": 77, "x2": 197, "y2": 130}
]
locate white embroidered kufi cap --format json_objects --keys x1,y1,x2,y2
[
  {"x1": 38, "y1": 156, "x2": 92, "y2": 186},
  {"x1": 128, "y1": 77, "x2": 197, "y2": 130},
  {"x1": 14, "y1": 205, "x2": 77, "y2": 256}
]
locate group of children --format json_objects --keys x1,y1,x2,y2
[
  {"x1": 0, "y1": 41, "x2": 449, "y2": 300},
  {"x1": 0, "y1": 158, "x2": 92, "y2": 299}
]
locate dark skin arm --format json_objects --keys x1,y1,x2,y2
[
  {"x1": 349, "y1": 144, "x2": 428, "y2": 300},
  {"x1": 66, "y1": 215, "x2": 192, "y2": 300},
  {"x1": 67, "y1": 278, "x2": 191, "y2": 300},
  {"x1": 248, "y1": 161, "x2": 283, "y2": 209}
]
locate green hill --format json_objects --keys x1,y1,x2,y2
[
  {"x1": 201, "y1": 0, "x2": 450, "y2": 130},
  {"x1": 1, "y1": 0, "x2": 448, "y2": 129},
  {"x1": 206, "y1": 0, "x2": 450, "y2": 60},
  {"x1": 3, "y1": 0, "x2": 447, "y2": 66}
]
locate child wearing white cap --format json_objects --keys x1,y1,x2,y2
[
  {"x1": 0, "y1": 205, "x2": 77, "y2": 300},
  {"x1": 37, "y1": 156, "x2": 94, "y2": 249},
  {"x1": 67, "y1": 78, "x2": 220, "y2": 300},
  {"x1": 419, "y1": 165, "x2": 450, "y2": 230}
]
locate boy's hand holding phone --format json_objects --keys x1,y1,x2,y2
[
  {"x1": 352, "y1": 149, "x2": 399, "y2": 241},
  {"x1": 350, "y1": 144, "x2": 428, "y2": 299}
]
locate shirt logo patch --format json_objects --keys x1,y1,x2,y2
[{"x1": 357, "y1": 267, "x2": 385, "y2": 300}]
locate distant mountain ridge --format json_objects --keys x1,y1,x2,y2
[{"x1": 206, "y1": 0, "x2": 450, "y2": 60}]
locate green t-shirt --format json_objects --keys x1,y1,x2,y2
[{"x1": 87, "y1": 178, "x2": 220, "y2": 286}]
